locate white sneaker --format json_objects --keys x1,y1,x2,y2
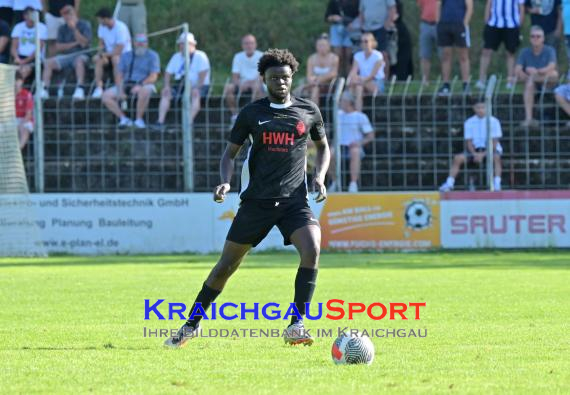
[
  {"x1": 40, "y1": 88, "x2": 49, "y2": 99},
  {"x1": 475, "y1": 80, "x2": 486, "y2": 90},
  {"x1": 134, "y1": 119, "x2": 146, "y2": 129},
  {"x1": 494, "y1": 181, "x2": 502, "y2": 191},
  {"x1": 328, "y1": 181, "x2": 339, "y2": 192},
  {"x1": 348, "y1": 182, "x2": 358, "y2": 192},
  {"x1": 91, "y1": 87, "x2": 103, "y2": 99},
  {"x1": 118, "y1": 117, "x2": 133, "y2": 129},
  {"x1": 506, "y1": 82, "x2": 514, "y2": 90},
  {"x1": 72, "y1": 87, "x2": 85, "y2": 100},
  {"x1": 439, "y1": 183, "x2": 453, "y2": 192}
]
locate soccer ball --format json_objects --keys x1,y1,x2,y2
[
  {"x1": 331, "y1": 332, "x2": 375, "y2": 365},
  {"x1": 404, "y1": 201, "x2": 431, "y2": 230}
]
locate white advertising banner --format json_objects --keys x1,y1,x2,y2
[
  {"x1": 0, "y1": 194, "x2": 324, "y2": 255},
  {"x1": 441, "y1": 191, "x2": 570, "y2": 248}
]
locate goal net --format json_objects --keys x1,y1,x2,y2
[{"x1": 0, "y1": 64, "x2": 45, "y2": 256}]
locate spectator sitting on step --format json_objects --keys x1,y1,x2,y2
[
  {"x1": 553, "y1": 80, "x2": 570, "y2": 127},
  {"x1": 10, "y1": 6, "x2": 47, "y2": 81},
  {"x1": 439, "y1": 99, "x2": 503, "y2": 192},
  {"x1": 348, "y1": 32, "x2": 385, "y2": 111},
  {"x1": 101, "y1": 33, "x2": 160, "y2": 129},
  {"x1": 224, "y1": 34, "x2": 263, "y2": 126},
  {"x1": 15, "y1": 72, "x2": 34, "y2": 150},
  {"x1": 44, "y1": 0, "x2": 81, "y2": 58},
  {"x1": 327, "y1": 91, "x2": 375, "y2": 192},
  {"x1": 151, "y1": 32, "x2": 210, "y2": 132},
  {"x1": 40, "y1": 5, "x2": 91, "y2": 100},
  {"x1": 91, "y1": 7, "x2": 132, "y2": 99},
  {"x1": 297, "y1": 34, "x2": 339, "y2": 105},
  {"x1": 0, "y1": 17, "x2": 9, "y2": 64},
  {"x1": 515, "y1": 25, "x2": 559, "y2": 128}
]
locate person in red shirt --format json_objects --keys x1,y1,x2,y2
[{"x1": 15, "y1": 72, "x2": 34, "y2": 149}]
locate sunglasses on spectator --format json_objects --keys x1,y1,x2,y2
[{"x1": 530, "y1": 34, "x2": 543, "y2": 38}]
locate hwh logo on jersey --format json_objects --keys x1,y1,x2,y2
[{"x1": 262, "y1": 132, "x2": 295, "y2": 152}]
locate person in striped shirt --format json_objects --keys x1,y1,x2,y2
[{"x1": 477, "y1": 0, "x2": 525, "y2": 89}]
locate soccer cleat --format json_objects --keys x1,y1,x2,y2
[
  {"x1": 439, "y1": 183, "x2": 453, "y2": 192},
  {"x1": 164, "y1": 324, "x2": 200, "y2": 349},
  {"x1": 284, "y1": 321, "x2": 314, "y2": 346},
  {"x1": 91, "y1": 87, "x2": 103, "y2": 99},
  {"x1": 72, "y1": 87, "x2": 85, "y2": 100}
]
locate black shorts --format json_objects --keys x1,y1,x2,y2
[
  {"x1": 483, "y1": 25, "x2": 520, "y2": 53},
  {"x1": 226, "y1": 197, "x2": 320, "y2": 247},
  {"x1": 437, "y1": 22, "x2": 470, "y2": 48}
]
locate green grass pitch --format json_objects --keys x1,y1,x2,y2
[{"x1": 1, "y1": 252, "x2": 569, "y2": 394}]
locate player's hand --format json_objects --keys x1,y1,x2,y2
[
  {"x1": 213, "y1": 183, "x2": 230, "y2": 203},
  {"x1": 312, "y1": 177, "x2": 327, "y2": 203}
]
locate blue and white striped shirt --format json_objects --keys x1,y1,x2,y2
[{"x1": 488, "y1": 0, "x2": 525, "y2": 28}]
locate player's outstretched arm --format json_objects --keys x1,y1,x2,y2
[
  {"x1": 312, "y1": 136, "x2": 330, "y2": 203},
  {"x1": 213, "y1": 143, "x2": 242, "y2": 203}
]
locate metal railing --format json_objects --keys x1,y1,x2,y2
[{"x1": 21, "y1": 75, "x2": 570, "y2": 193}]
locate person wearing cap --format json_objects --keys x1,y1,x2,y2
[
  {"x1": 117, "y1": 0, "x2": 147, "y2": 35},
  {"x1": 92, "y1": 7, "x2": 132, "y2": 99},
  {"x1": 40, "y1": 5, "x2": 91, "y2": 100},
  {"x1": 101, "y1": 33, "x2": 160, "y2": 129},
  {"x1": 223, "y1": 34, "x2": 264, "y2": 126},
  {"x1": 327, "y1": 91, "x2": 375, "y2": 192},
  {"x1": 44, "y1": 0, "x2": 81, "y2": 57},
  {"x1": 10, "y1": 6, "x2": 47, "y2": 81},
  {"x1": 151, "y1": 32, "x2": 210, "y2": 132}
]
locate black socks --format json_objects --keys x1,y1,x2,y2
[
  {"x1": 185, "y1": 282, "x2": 221, "y2": 328},
  {"x1": 291, "y1": 267, "x2": 318, "y2": 325}
]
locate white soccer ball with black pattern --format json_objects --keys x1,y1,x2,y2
[
  {"x1": 404, "y1": 201, "x2": 431, "y2": 230},
  {"x1": 331, "y1": 332, "x2": 375, "y2": 365}
]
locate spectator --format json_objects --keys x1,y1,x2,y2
[
  {"x1": 328, "y1": 92, "x2": 374, "y2": 192},
  {"x1": 359, "y1": 0, "x2": 396, "y2": 70},
  {"x1": 10, "y1": 6, "x2": 47, "y2": 81},
  {"x1": 101, "y1": 33, "x2": 159, "y2": 129},
  {"x1": 325, "y1": 0, "x2": 361, "y2": 76},
  {"x1": 0, "y1": 17, "x2": 9, "y2": 63},
  {"x1": 151, "y1": 33, "x2": 210, "y2": 132},
  {"x1": 389, "y1": 0, "x2": 413, "y2": 80},
  {"x1": 437, "y1": 0, "x2": 473, "y2": 95},
  {"x1": 300, "y1": 34, "x2": 339, "y2": 105},
  {"x1": 477, "y1": 0, "x2": 525, "y2": 90},
  {"x1": 417, "y1": 0, "x2": 439, "y2": 84},
  {"x1": 439, "y1": 99, "x2": 503, "y2": 192},
  {"x1": 40, "y1": 5, "x2": 91, "y2": 100},
  {"x1": 91, "y1": 7, "x2": 132, "y2": 99},
  {"x1": 525, "y1": 0, "x2": 562, "y2": 48},
  {"x1": 118, "y1": 0, "x2": 147, "y2": 35},
  {"x1": 563, "y1": 0, "x2": 570, "y2": 73},
  {"x1": 44, "y1": 1, "x2": 80, "y2": 58},
  {"x1": 0, "y1": 0, "x2": 13, "y2": 26},
  {"x1": 15, "y1": 72, "x2": 34, "y2": 150},
  {"x1": 348, "y1": 32, "x2": 384, "y2": 111},
  {"x1": 554, "y1": 81, "x2": 570, "y2": 127},
  {"x1": 224, "y1": 34, "x2": 263, "y2": 125},
  {"x1": 515, "y1": 25, "x2": 559, "y2": 127},
  {"x1": 13, "y1": 0, "x2": 41, "y2": 23}
]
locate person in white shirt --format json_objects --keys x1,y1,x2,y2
[
  {"x1": 347, "y1": 32, "x2": 385, "y2": 111},
  {"x1": 10, "y1": 6, "x2": 47, "y2": 80},
  {"x1": 224, "y1": 34, "x2": 263, "y2": 124},
  {"x1": 439, "y1": 100, "x2": 503, "y2": 192},
  {"x1": 151, "y1": 32, "x2": 210, "y2": 132},
  {"x1": 91, "y1": 7, "x2": 132, "y2": 98},
  {"x1": 328, "y1": 92, "x2": 375, "y2": 192}
]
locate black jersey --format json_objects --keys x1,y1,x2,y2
[{"x1": 228, "y1": 96, "x2": 326, "y2": 200}]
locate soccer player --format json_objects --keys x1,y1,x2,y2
[{"x1": 165, "y1": 49, "x2": 330, "y2": 348}]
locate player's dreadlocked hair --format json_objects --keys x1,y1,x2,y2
[{"x1": 257, "y1": 48, "x2": 299, "y2": 75}]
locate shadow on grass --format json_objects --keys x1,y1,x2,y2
[{"x1": 0, "y1": 250, "x2": 568, "y2": 270}]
